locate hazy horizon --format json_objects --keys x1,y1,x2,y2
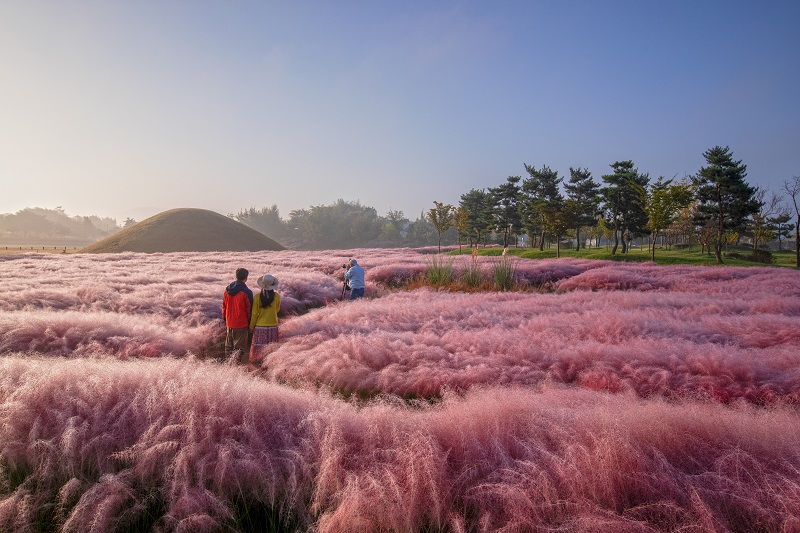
[{"x1": 2, "y1": 1, "x2": 798, "y2": 223}]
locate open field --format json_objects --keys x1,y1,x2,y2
[
  {"x1": 0, "y1": 245, "x2": 83, "y2": 255},
  {"x1": 453, "y1": 244, "x2": 800, "y2": 268},
  {"x1": 1, "y1": 249, "x2": 799, "y2": 531}
]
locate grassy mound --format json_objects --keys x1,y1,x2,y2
[{"x1": 80, "y1": 208, "x2": 285, "y2": 253}]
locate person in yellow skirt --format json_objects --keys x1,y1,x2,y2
[{"x1": 249, "y1": 274, "x2": 281, "y2": 367}]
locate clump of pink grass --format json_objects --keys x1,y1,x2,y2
[
  {"x1": 262, "y1": 285, "x2": 800, "y2": 404},
  {"x1": 0, "y1": 251, "x2": 350, "y2": 357},
  {"x1": 1, "y1": 356, "x2": 799, "y2": 531},
  {"x1": 2, "y1": 251, "x2": 800, "y2": 406}
]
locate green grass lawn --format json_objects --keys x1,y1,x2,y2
[{"x1": 451, "y1": 244, "x2": 799, "y2": 269}]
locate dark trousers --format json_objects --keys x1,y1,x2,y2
[
  {"x1": 349, "y1": 287, "x2": 365, "y2": 299},
  {"x1": 225, "y1": 327, "x2": 249, "y2": 363}
]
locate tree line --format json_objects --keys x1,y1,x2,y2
[
  {"x1": 0, "y1": 207, "x2": 134, "y2": 243},
  {"x1": 229, "y1": 199, "x2": 457, "y2": 250},
  {"x1": 427, "y1": 146, "x2": 799, "y2": 265},
  {"x1": 5, "y1": 145, "x2": 797, "y2": 266},
  {"x1": 231, "y1": 145, "x2": 799, "y2": 265}
]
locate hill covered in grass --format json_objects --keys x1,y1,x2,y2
[{"x1": 80, "y1": 208, "x2": 285, "y2": 253}]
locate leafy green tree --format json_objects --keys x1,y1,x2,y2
[
  {"x1": 453, "y1": 207, "x2": 469, "y2": 252},
  {"x1": 8, "y1": 210, "x2": 56, "y2": 238},
  {"x1": 671, "y1": 200, "x2": 698, "y2": 250},
  {"x1": 459, "y1": 189, "x2": 493, "y2": 246},
  {"x1": 767, "y1": 212, "x2": 794, "y2": 251},
  {"x1": 379, "y1": 209, "x2": 408, "y2": 246},
  {"x1": 287, "y1": 199, "x2": 381, "y2": 249},
  {"x1": 231, "y1": 205, "x2": 287, "y2": 242},
  {"x1": 600, "y1": 161, "x2": 649, "y2": 254},
  {"x1": 427, "y1": 201, "x2": 455, "y2": 253},
  {"x1": 692, "y1": 146, "x2": 759, "y2": 263},
  {"x1": 697, "y1": 221, "x2": 717, "y2": 255},
  {"x1": 641, "y1": 176, "x2": 694, "y2": 261},
  {"x1": 0, "y1": 207, "x2": 117, "y2": 240},
  {"x1": 540, "y1": 198, "x2": 576, "y2": 257},
  {"x1": 564, "y1": 167, "x2": 600, "y2": 251},
  {"x1": 583, "y1": 220, "x2": 600, "y2": 248},
  {"x1": 488, "y1": 176, "x2": 522, "y2": 248},
  {"x1": 406, "y1": 212, "x2": 437, "y2": 247},
  {"x1": 595, "y1": 216, "x2": 614, "y2": 248},
  {"x1": 522, "y1": 164, "x2": 563, "y2": 251}
]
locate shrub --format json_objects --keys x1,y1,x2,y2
[
  {"x1": 460, "y1": 249, "x2": 485, "y2": 289},
  {"x1": 424, "y1": 255, "x2": 455, "y2": 287},
  {"x1": 724, "y1": 250, "x2": 775, "y2": 264},
  {"x1": 491, "y1": 255, "x2": 517, "y2": 291}
]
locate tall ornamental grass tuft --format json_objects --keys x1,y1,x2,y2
[
  {"x1": 424, "y1": 255, "x2": 455, "y2": 287},
  {"x1": 491, "y1": 254, "x2": 517, "y2": 291},
  {"x1": 460, "y1": 248, "x2": 485, "y2": 289},
  {"x1": 3, "y1": 357, "x2": 800, "y2": 532}
]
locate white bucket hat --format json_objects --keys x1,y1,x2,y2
[{"x1": 257, "y1": 274, "x2": 279, "y2": 290}]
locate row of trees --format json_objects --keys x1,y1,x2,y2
[
  {"x1": 0, "y1": 207, "x2": 132, "y2": 242},
  {"x1": 428, "y1": 146, "x2": 798, "y2": 264},
  {"x1": 230, "y1": 200, "x2": 457, "y2": 250},
  {"x1": 231, "y1": 146, "x2": 799, "y2": 266}
]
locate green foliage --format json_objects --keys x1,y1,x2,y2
[
  {"x1": 428, "y1": 201, "x2": 455, "y2": 253},
  {"x1": 461, "y1": 249, "x2": 485, "y2": 288},
  {"x1": 767, "y1": 212, "x2": 795, "y2": 250},
  {"x1": 451, "y1": 243, "x2": 798, "y2": 268},
  {"x1": 287, "y1": 199, "x2": 382, "y2": 249},
  {"x1": 425, "y1": 255, "x2": 455, "y2": 286},
  {"x1": 231, "y1": 205, "x2": 287, "y2": 242},
  {"x1": 405, "y1": 212, "x2": 437, "y2": 247},
  {"x1": 642, "y1": 176, "x2": 694, "y2": 260},
  {"x1": 491, "y1": 254, "x2": 517, "y2": 291},
  {"x1": 522, "y1": 164, "x2": 564, "y2": 250},
  {"x1": 0, "y1": 207, "x2": 116, "y2": 241},
  {"x1": 378, "y1": 209, "x2": 408, "y2": 246},
  {"x1": 458, "y1": 189, "x2": 494, "y2": 246},
  {"x1": 725, "y1": 249, "x2": 775, "y2": 264},
  {"x1": 692, "y1": 146, "x2": 759, "y2": 263},
  {"x1": 230, "y1": 496, "x2": 305, "y2": 533},
  {"x1": 488, "y1": 176, "x2": 523, "y2": 247},
  {"x1": 601, "y1": 160, "x2": 650, "y2": 254},
  {"x1": 564, "y1": 167, "x2": 601, "y2": 250}
]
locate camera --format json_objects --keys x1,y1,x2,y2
[{"x1": 342, "y1": 263, "x2": 348, "y2": 269}]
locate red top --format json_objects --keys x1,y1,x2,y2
[{"x1": 222, "y1": 290, "x2": 252, "y2": 329}]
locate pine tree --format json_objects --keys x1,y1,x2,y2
[
  {"x1": 488, "y1": 176, "x2": 522, "y2": 248},
  {"x1": 564, "y1": 167, "x2": 600, "y2": 251},
  {"x1": 459, "y1": 189, "x2": 493, "y2": 247},
  {"x1": 692, "y1": 146, "x2": 759, "y2": 263},
  {"x1": 600, "y1": 161, "x2": 649, "y2": 254},
  {"x1": 522, "y1": 164, "x2": 563, "y2": 251}
]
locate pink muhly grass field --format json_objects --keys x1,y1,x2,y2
[
  {"x1": 2, "y1": 356, "x2": 800, "y2": 532},
  {"x1": 264, "y1": 286, "x2": 800, "y2": 404},
  {"x1": 1, "y1": 249, "x2": 799, "y2": 531}
]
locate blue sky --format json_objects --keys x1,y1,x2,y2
[{"x1": 1, "y1": 1, "x2": 798, "y2": 223}]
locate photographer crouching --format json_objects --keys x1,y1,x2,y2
[{"x1": 342, "y1": 258, "x2": 365, "y2": 300}]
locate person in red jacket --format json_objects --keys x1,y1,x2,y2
[{"x1": 222, "y1": 267, "x2": 253, "y2": 362}]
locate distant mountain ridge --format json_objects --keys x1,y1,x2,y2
[{"x1": 80, "y1": 208, "x2": 285, "y2": 253}]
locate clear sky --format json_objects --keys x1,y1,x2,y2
[{"x1": 1, "y1": 1, "x2": 798, "y2": 223}]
